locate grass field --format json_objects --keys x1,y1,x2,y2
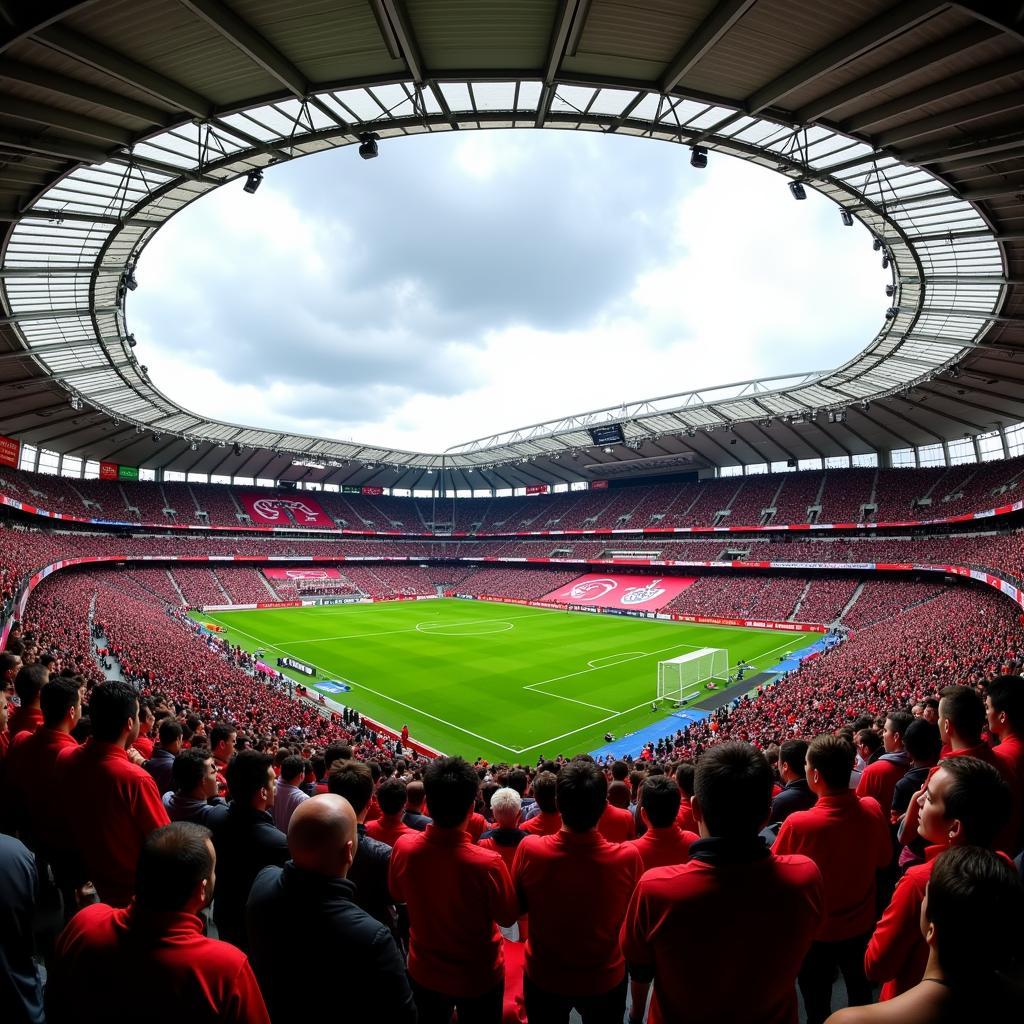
[{"x1": 200, "y1": 598, "x2": 821, "y2": 762}]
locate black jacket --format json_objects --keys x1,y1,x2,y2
[
  {"x1": 211, "y1": 804, "x2": 288, "y2": 949},
  {"x1": 402, "y1": 809, "x2": 432, "y2": 831},
  {"x1": 247, "y1": 863, "x2": 416, "y2": 1024},
  {"x1": 769, "y1": 779, "x2": 816, "y2": 824},
  {"x1": 350, "y1": 823, "x2": 397, "y2": 932}
]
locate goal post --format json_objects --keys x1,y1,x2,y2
[{"x1": 657, "y1": 647, "x2": 729, "y2": 705}]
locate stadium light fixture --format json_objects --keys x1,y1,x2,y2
[
  {"x1": 690, "y1": 146, "x2": 707, "y2": 169},
  {"x1": 124, "y1": 267, "x2": 138, "y2": 291},
  {"x1": 881, "y1": 253, "x2": 890, "y2": 269},
  {"x1": 69, "y1": 395, "x2": 82, "y2": 411},
  {"x1": 127, "y1": 333, "x2": 137, "y2": 348},
  {"x1": 358, "y1": 134, "x2": 379, "y2": 160},
  {"x1": 152, "y1": 433, "x2": 162, "y2": 442},
  {"x1": 233, "y1": 442, "x2": 243, "y2": 456},
  {"x1": 885, "y1": 306, "x2": 898, "y2": 319},
  {"x1": 872, "y1": 237, "x2": 883, "y2": 251},
  {"x1": 243, "y1": 168, "x2": 263, "y2": 194},
  {"x1": 840, "y1": 209, "x2": 854, "y2": 226},
  {"x1": 189, "y1": 440, "x2": 198, "y2": 451},
  {"x1": 885, "y1": 284, "x2": 895, "y2": 297},
  {"x1": 788, "y1": 181, "x2": 807, "y2": 200},
  {"x1": 603, "y1": 446, "x2": 613, "y2": 454}
]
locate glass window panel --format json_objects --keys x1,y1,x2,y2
[{"x1": 852, "y1": 453, "x2": 878, "y2": 468}]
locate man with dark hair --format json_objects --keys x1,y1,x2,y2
[
  {"x1": 3, "y1": 677, "x2": 80, "y2": 852},
  {"x1": 986, "y1": 674, "x2": 1024, "y2": 851},
  {"x1": 247, "y1": 795, "x2": 416, "y2": 1023},
  {"x1": 598, "y1": 774, "x2": 636, "y2": 843},
  {"x1": 520, "y1": 770, "x2": 561, "y2": 836},
  {"x1": 145, "y1": 718, "x2": 183, "y2": 796},
  {"x1": 937, "y1": 685, "x2": 996, "y2": 763},
  {"x1": 774, "y1": 735, "x2": 893, "y2": 1024},
  {"x1": 53, "y1": 681, "x2": 169, "y2": 906},
  {"x1": 132, "y1": 700, "x2": 155, "y2": 760},
  {"x1": 389, "y1": 756, "x2": 517, "y2": 1023},
  {"x1": 211, "y1": 749, "x2": 287, "y2": 948},
  {"x1": 366, "y1": 777, "x2": 414, "y2": 847},
  {"x1": 770, "y1": 739, "x2": 816, "y2": 823},
  {"x1": 402, "y1": 778, "x2": 432, "y2": 830},
  {"x1": 164, "y1": 749, "x2": 229, "y2": 828},
  {"x1": 8, "y1": 663, "x2": 48, "y2": 738},
  {"x1": 865, "y1": 756, "x2": 1010, "y2": 1001},
  {"x1": 46, "y1": 822, "x2": 269, "y2": 1023},
  {"x1": 505, "y1": 767, "x2": 536, "y2": 819},
  {"x1": 857, "y1": 711, "x2": 913, "y2": 812},
  {"x1": 272, "y1": 754, "x2": 309, "y2": 833},
  {"x1": 674, "y1": 761, "x2": 697, "y2": 831},
  {"x1": 512, "y1": 759, "x2": 643, "y2": 1022},
  {"x1": 209, "y1": 723, "x2": 237, "y2": 796},
  {"x1": 328, "y1": 759, "x2": 395, "y2": 930},
  {"x1": 891, "y1": 719, "x2": 941, "y2": 824},
  {"x1": 628, "y1": 775, "x2": 697, "y2": 871},
  {"x1": 622, "y1": 742, "x2": 823, "y2": 1024}
]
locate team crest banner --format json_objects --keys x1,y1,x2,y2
[
  {"x1": 541, "y1": 572, "x2": 696, "y2": 611},
  {"x1": 240, "y1": 492, "x2": 335, "y2": 528},
  {"x1": 263, "y1": 567, "x2": 344, "y2": 580}
]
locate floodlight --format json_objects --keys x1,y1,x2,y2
[
  {"x1": 189, "y1": 440, "x2": 198, "y2": 451},
  {"x1": 127, "y1": 333, "x2": 137, "y2": 347},
  {"x1": 603, "y1": 446, "x2": 613, "y2": 454},
  {"x1": 690, "y1": 146, "x2": 707, "y2": 169},
  {"x1": 881, "y1": 253, "x2": 890, "y2": 269},
  {"x1": 872, "y1": 237, "x2": 883, "y2": 251},
  {"x1": 233, "y1": 442, "x2": 243, "y2": 456},
  {"x1": 949, "y1": 364, "x2": 962, "y2": 379},
  {"x1": 885, "y1": 284, "x2": 895, "y2": 297},
  {"x1": 788, "y1": 180, "x2": 807, "y2": 200},
  {"x1": 358, "y1": 134, "x2": 379, "y2": 160},
  {"x1": 69, "y1": 395, "x2": 82, "y2": 411},
  {"x1": 139, "y1": 365, "x2": 148, "y2": 375},
  {"x1": 243, "y1": 168, "x2": 263, "y2": 194},
  {"x1": 885, "y1": 306, "x2": 899, "y2": 319},
  {"x1": 135, "y1": 425, "x2": 144, "y2": 434},
  {"x1": 152, "y1": 433, "x2": 162, "y2": 442},
  {"x1": 124, "y1": 267, "x2": 138, "y2": 291},
  {"x1": 840, "y1": 209, "x2": 854, "y2": 226}
]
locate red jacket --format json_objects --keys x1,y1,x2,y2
[
  {"x1": 47, "y1": 902, "x2": 269, "y2": 1023},
  {"x1": 7, "y1": 704, "x2": 43, "y2": 740},
  {"x1": 54, "y1": 740, "x2": 170, "y2": 906},
  {"x1": 365, "y1": 816, "x2": 414, "y2": 848},
  {"x1": 856, "y1": 752, "x2": 910, "y2": 814},
  {"x1": 389, "y1": 826, "x2": 517, "y2": 997},
  {"x1": 774, "y1": 791, "x2": 892, "y2": 941},
  {"x1": 629, "y1": 825, "x2": 699, "y2": 872},
  {"x1": 992, "y1": 733, "x2": 1024, "y2": 852},
  {"x1": 621, "y1": 844, "x2": 823, "y2": 1024},
  {"x1": 521, "y1": 810, "x2": 561, "y2": 836},
  {"x1": 3, "y1": 726, "x2": 77, "y2": 850},
  {"x1": 864, "y1": 845, "x2": 943, "y2": 1000},
  {"x1": 513, "y1": 829, "x2": 643, "y2": 996},
  {"x1": 597, "y1": 803, "x2": 636, "y2": 844}
]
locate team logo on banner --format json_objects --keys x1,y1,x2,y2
[
  {"x1": 568, "y1": 578, "x2": 618, "y2": 601},
  {"x1": 251, "y1": 498, "x2": 323, "y2": 523},
  {"x1": 621, "y1": 578, "x2": 667, "y2": 605}
]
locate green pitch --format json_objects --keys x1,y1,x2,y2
[{"x1": 199, "y1": 599, "x2": 820, "y2": 763}]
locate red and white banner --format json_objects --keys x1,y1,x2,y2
[
  {"x1": 239, "y1": 492, "x2": 335, "y2": 528},
  {"x1": 526, "y1": 484, "x2": 549, "y2": 495},
  {"x1": 0, "y1": 434, "x2": 20, "y2": 469},
  {"x1": 361, "y1": 486, "x2": 383, "y2": 496},
  {"x1": 541, "y1": 572, "x2": 696, "y2": 611},
  {"x1": 590, "y1": 480, "x2": 609, "y2": 490},
  {"x1": 263, "y1": 567, "x2": 344, "y2": 580},
  {"x1": 99, "y1": 461, "x2": 118, "y2": 480}
]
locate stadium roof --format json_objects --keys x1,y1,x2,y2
[{"x1": 0, "y1": 0, "x2": 1022, "y2": 493}]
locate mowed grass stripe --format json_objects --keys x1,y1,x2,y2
[{"x1": 200, "y1": 599, "x2": 819, "y2": 761}]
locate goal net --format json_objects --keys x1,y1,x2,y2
[{"x1": 657, "y1": 647, "x2": 729, "y2": 705}]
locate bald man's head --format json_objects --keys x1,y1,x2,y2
[{"x1": 287, "y1": 794, "x2": 358, "y2": 878}]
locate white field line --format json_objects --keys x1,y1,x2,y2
[
  {"x1": 284, "y1": 610, "x2": 545, "y2": 645},
  {"x1": 202, "y1": 614, "x2": 522, "y2": 753},
  {"x1": 524, "y1": 640, "x2": 706, "y2": 692},
  {"x1": 587, "y1": 652, "x2": 646, "y2": 668},
  {"x1": 517, "y1": 635, "x2": 805, "y2": 754},
  {"x1": 206, "y1": 610, "x2": 811, "y2": 758}
]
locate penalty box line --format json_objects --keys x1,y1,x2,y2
[
  {"x1": 202, "y1": 614, "x2": 524, "y2": 755},
  {"x1": 517, "y1": 634, "x2": 805, "y2": 755}
]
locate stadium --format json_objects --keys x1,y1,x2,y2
[{"x1": 1, "y1": 2, "x2": 1023, "y2": 1022}]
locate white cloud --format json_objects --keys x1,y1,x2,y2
[{"x1": 130, "y1": 132, "x2": 887, "y2": 452}]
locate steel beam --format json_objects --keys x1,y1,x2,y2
[
  {"x1": 35, "y1": 25, "x2": 212, "y2": 117},
  {"x1": 661, "y1": 0, "x2": 757, "y2": 93},
  {"x1": 877, "y1": 91, "x2": 1024, "y2": 148},
  {"x1": 179, "y1": 0, "x2": 307, "y2": 99}
]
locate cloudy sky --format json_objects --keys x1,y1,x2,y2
[{"x1": 130, "y1": 129, "x2": 887, "y2": 453}]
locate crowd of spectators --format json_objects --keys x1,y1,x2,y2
[{"x1": 4, "y1": 456, "x2": 1024, "y2": 534}]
